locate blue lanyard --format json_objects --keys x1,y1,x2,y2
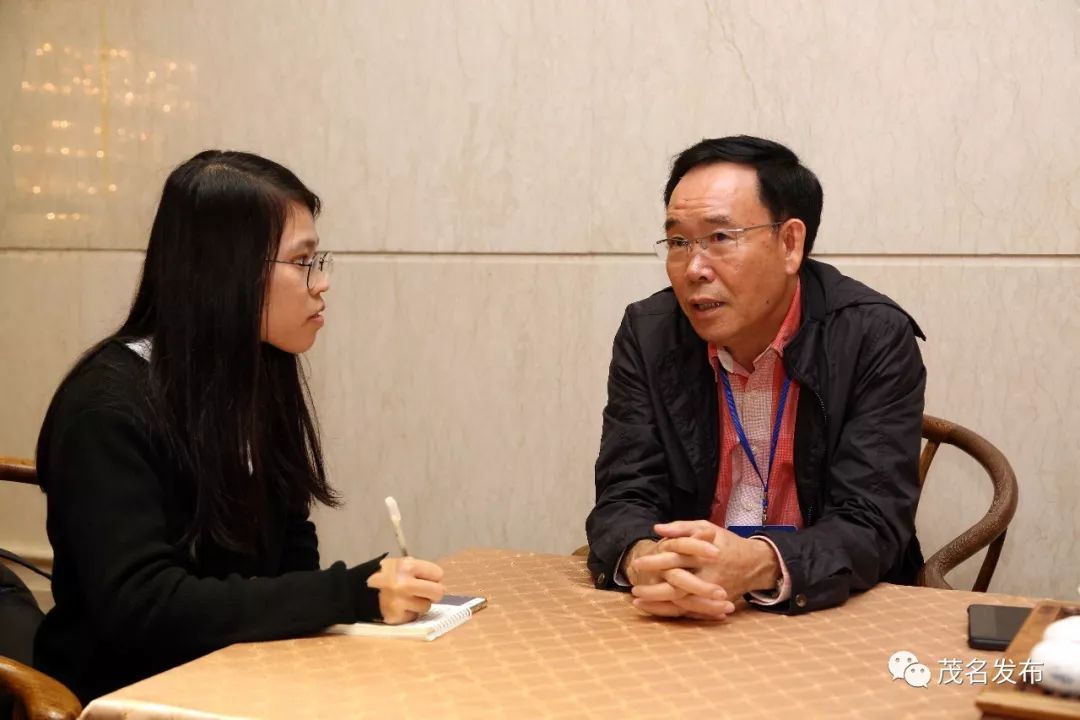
[{"x1": 720, "y1": 370, "x2": 792, "y2": 525}]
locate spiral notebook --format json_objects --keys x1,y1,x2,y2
[{"x1": 325, "y1": 594, "x2": 487, "y2": 641}]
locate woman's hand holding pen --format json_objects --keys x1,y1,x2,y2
[
  {"x1": 372, "y1": 496, "x2": 445, "y2": 623},
  {"x1": 367, "y1": 556, "x2": 446, "y2": 624}
]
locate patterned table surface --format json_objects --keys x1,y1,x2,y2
[{"x1": 82, "y1": 549, "x2": 1042, "y2": 719}]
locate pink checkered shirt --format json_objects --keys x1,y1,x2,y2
[
  {"x1": 707, "y1": 282, "x2": 804, "y2": 603},
  {"x1": 708, "y1": 281, "x2": 805, "y2": 529}
]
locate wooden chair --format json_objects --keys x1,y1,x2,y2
[
  {"x1": 916, "y1": 415, "x2": 1018, "y2": 591},
  {"x1": 0, "y1": 458, "x2": 35, "y2": 485},
  {"x1": 0, "y1": 458, "x2": 81, "y2": 720},
  {"x1": 0, "y1": 657, "x2": 80, "y2": 720},
  {"x1": 571, "y1": 414, "x2": 1019, "y2": 592}
]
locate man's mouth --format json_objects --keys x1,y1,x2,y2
[{"x1": 689, "y1": 296, "x2": 726, "y2": 312}]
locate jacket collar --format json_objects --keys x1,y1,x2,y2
[
  {"x1": 125, "y1": 337, "x2": 152, "y2": 362},
  {"x1": 784, "y1": 259, "x2": 925, "y2": 395},
  {"x1": 798, "y1": 259, "x2": 925, "y2": 338},
  {"x1": 782, "y1": 263, "x2": 827, "y2": 394}
]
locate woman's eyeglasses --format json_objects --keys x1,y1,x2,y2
[{"x1": 270, "y1": 251, "x2": 334, "y2": 289}]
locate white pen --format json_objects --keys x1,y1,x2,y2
[{"x1": 384, "y1": 496, "x2": 410, "y2": 557}]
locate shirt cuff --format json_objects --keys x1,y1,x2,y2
[
  {"x1": 747, "y1": 536, "x2": 792, "y2": 605},
  {"x1": 613, "y1": 545, "x2": 632, "y2": 587}
]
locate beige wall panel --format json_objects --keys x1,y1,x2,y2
[{"x1": 3, "y1": 1, "x2": 1076, "y2": 254}]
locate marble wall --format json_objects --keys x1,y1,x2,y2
[{"x1": 2, "y1": 1, "x2": 1077, "y2": 604}]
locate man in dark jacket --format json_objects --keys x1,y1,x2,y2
[{"x1": 586, "y1": 136, "x2": 926, "y2": 617}]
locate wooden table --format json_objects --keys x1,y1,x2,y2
[{"x1": 81, "y1": 549, "x2": 1042, "y2": 719}]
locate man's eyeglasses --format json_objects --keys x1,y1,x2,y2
[
  {"x1": 653, "y1": 222, "x2": 781, "y2": 262},
  {"x1": 270, "y1": 250, "x2": 334, "y2": 289}
]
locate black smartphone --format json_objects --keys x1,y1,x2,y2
[
  {"x1": 440, "y1": 594, "x2": 488, "y2": 612},
  {"x1": 967, "y1": 604, "x2": 1032, "y2": 650}
]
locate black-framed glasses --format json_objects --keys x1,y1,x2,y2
[
  {"x1": 653, "y1": 222, "x2": 781, "y2": 262},
  {"x1": 270, "y1": 250, "x2": 334, "y2": 289}
]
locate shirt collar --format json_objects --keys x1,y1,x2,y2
[
  {"x1": 708, "y1": 279, "x2": 802, "y2": 377},
  {"x1": 125, "y1": 337, "x2": 152, "y2": 362}
]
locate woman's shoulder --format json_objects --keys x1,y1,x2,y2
[
  {"x1": 36, "y1": 339, "x2": 164, "y2": 490},
  {"x1": 48, "y1": 340, "x2": 155, "y2": 430}
]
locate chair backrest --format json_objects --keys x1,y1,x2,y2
[{"x1": 916, "y1": 415, "x2": 1019, "y2": 592}]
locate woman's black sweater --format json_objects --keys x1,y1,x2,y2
[{"x1": 33, "y1": 342, "x2": 383, "y2": 703}]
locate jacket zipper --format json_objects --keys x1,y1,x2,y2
[{"x1": 805, "y1": 386, "x2": 828, "y2": 526}]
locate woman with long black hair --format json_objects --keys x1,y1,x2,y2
[{"x1": 33, "y1": 150, "x2": 445, "y2": 703}]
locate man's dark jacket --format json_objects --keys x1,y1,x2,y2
[{"x1": 586, "y1": 259, "x2": 927, "y2": 613}]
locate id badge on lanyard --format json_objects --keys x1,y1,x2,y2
[{"x1": 728, "y1": 524, "x2": 797, "y2": 539}]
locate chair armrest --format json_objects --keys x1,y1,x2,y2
[
  {"x1": 0, "y1": 655, "x2": 81, "y2": 720},
  {"x1": 0, "y1": 457, "x2": 37, "y2": 484},
  {"x1": 917, "y1": 418, "x2": 1019, "y2": 592}
]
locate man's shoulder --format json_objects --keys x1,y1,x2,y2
[
  {"x1": 806, "y1": 260, "x2": 925, "y2": 339},
  {"x1": 615, "y1": 288, "x2": 705, "y2": 367},
  {"x1": 625, "y1": 286, "x2": 680, "y2": 318},
  {"x1": 621, "y1": 288, "x2": 694, "y2": 347}
]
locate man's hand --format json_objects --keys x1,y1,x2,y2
[
  {"x1": 628, "y1": 520, "x2": 781, "y2": 620},
  {"x1": 621, "y1": 539, "x2": 662, "y2": 587},
  {"x1": 622, "y1": 538, "x2": 717, "y2": 586}
]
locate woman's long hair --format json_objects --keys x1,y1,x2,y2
[{"x1": 38, "y1": 150, "x2": 338, "y2": 555}]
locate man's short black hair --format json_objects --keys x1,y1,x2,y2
[{"x1": 664, "y1": 135, "x2": 824, "y2": 257}]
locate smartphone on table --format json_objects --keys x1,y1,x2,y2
[{"x1": 967, "y1": 604, "x2": 1032, "y2": 651}]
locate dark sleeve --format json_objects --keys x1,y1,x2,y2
[
  {"x1": 585, "y1": 310, "x2": 669, "y2": 588},
  {"x1": 279, "y1": 506, "x2": 321, "y2": 572},
  {"x1": 46, "y1": 406, "x2": 384, "y2": 662},
  {"x1": 761, "y1": 311, "x2": 926, "y2": 614}
]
